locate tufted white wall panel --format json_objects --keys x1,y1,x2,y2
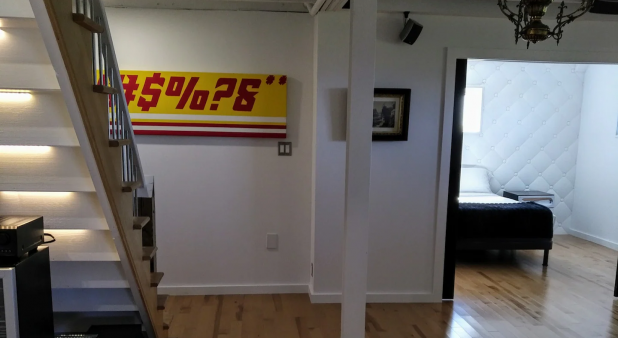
[{"x1": 463, "y1": 60, "x2": 588, "y2": 230}]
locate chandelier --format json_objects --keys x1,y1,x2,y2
[{"x1": 497, "y1": 0, "x2": 596, "y2": 48}]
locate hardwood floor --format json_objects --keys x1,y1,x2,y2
[{"x1": 164, "y1": 235, "x2": 618, "y2": 338}]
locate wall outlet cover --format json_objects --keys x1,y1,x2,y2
[
  {"x1": 266, "y1": 233, "x2": 278, "y2": 250},
  {"x1": 278, "y1": 142, "x2": 292, "y2": 156}
]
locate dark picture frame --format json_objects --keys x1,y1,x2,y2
[{"x1": 372, "y1": 88, "x2": 411, "y2": 141}]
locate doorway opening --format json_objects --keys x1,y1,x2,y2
[{"x1": 442, "y1": 58, "x2": 618, "y2": 307}]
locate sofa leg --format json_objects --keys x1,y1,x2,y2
[{"x1": 543, "y1": 249, "x2": 549, "y2": 266}]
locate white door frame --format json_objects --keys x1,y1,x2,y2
[{"x1": 433, "y1": 47, "x2": 618, "y2": 299}]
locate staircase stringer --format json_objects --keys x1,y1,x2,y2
[{"x1": 29, "y1": 1, "x2": 157, "y2": 337}]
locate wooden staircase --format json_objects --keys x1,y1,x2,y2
[
  {"x1": 29, "y1": 0, "x2": 167, "y2": 337},
  {"x1": 0, "y1": 14, "x2": 133, "y2": 331}
]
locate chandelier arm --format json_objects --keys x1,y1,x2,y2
[
  {"x1": 515, "y1": 2, "x2": 524, "y2": 44},
  {"x1": 550, "y1": 0, "x2": 595, "y2": 39},
  {"x1": 561, "y1": 1, "x2": 595, "y2": 22},
  {"x1": 497, "y1": 0, "x2": 522, "y2": 26}
]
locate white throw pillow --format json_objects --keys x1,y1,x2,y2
[{"x1": 459, "y1": 167, "x2": 492, "y2": 193}]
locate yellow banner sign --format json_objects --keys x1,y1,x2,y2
[{"x1": 120, "y1": 70, "x2": 287, "y2": 138}]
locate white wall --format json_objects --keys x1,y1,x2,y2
[
  {"x1": 571, "y1": 65, "x2": 618, "y2": 249},
  {"x1": 463, "y1": 60, "x2": 587, "y2": 231},
  {"x1": 312, "y1": 12, "x2": 618, "y2": 302},
  {"x1": 0, "y1": 1, "x2": 33, "y2": 18},
  {"x1": 106, "y1": 8, "x2": 314, "y2": 293},
  {"x1": 104, "y1": 7, "x2": 618, "y2": 299}
]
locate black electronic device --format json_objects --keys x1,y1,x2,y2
[
  {"x1": 0, "y1": 247, "x2": 55, "y2": 337},
  {"x1": 591, "y1": 0, "x2": 618, "y2": 14},
  {"x1": 0, "y1": 216, "x2": 44, "y2": 258},
  {"x1": 400, "y1": 12, "x2": 423, "y2": 45}
]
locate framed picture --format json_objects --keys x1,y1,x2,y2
[{"x1": 372, "y1": 88, "x2": 411, "y2": 141}]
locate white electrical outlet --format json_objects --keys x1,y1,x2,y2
[{"x1": 266, "y1": 233, "x2": 278, "y2": 250}]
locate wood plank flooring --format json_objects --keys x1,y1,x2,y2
[{"x1": 164, "y1": 235, "x2": 618, "y2": 338}]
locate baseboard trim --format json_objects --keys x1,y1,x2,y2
[
  {"x1": 309, "y1": 289, "x2": 437, "y2": 304},
  {"x1": 161, "y1": 284, "x2": 438, "y2": 303},
  {"x1": 158, "y1": 284, "x2": 308, "y2": 295},
  {"x1": 367, "y1": 292, "x2": 437, "y2": 303},
  {"x1": 564, "y1": 228, "x2": 618, "y2": 251}
]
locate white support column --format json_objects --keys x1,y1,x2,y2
[{"x1": 341, "y1": 0, "x2": 377, "y2": 337}]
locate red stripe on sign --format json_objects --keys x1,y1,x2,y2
[
  {"x1": 131, "y1": 121, "x2": 287, "y2": 130},
  {"x1": 134, "y1": 130, "x2": 287, "y2": 139}
]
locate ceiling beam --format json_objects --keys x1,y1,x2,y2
[
  {"x1": 103, "y1": 0, "x2": 311, "y2": 12},
  {"x1": 103, "y1": 0, "x2": 315, "y2": 6}
]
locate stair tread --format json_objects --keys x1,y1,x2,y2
[
  {"x1": 142, "y1": 246, "x2": 157, "y2": 261},
  {"x1": 109, "y1": 139, "x2": 132, "y2": 147},
  {"x1": 122, "y1": 181, "x2": 142, "y2": 193},
  {"x1": 72, "y1": 13, "x2": 105, "y2": 34},
  {"x1": 133, "y1": 216, "x2": 150, "y2": 230},
  {"x1": 150, "y1": 272, "x2": 164, "y2": 287},
  {"x1": 93, "y1": 84, "x2": 119, "y2": 95},
  {"x1": 157, "y1": 295, "x2": 168, "y2": 310},
  {"x1": 162, "y1": 313, "x2": 173, "y2": 331}
]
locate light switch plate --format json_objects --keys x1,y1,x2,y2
[
  {"x1": 266, "y1": 233, "x2": 278, "y2": 250},
  {"x1": 278, "y1": 142, "x2": 292, "y2": 156}
]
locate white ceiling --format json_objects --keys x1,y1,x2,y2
[
  {"x1": 379, "y1": 0, "x2": 617, "y2": 21},
  {"x1": 102, "y1": 0, "x2": 618, "y2": 21}
]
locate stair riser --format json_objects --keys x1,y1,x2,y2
[
  {"x1": 0, "y1": 191, "x2": 107, "y2": 229},
  {"x1": 0, "y1": 26, "x2": 50, "y2": 64},
  {"x1": 52, "y1": 288, "x2": 136, "y2": 312},
  {"x1": 0, "y1": 146, "x2": 95, "y2": 192},
  {"x1": 0, "y1": 92, "x2": 78, "y2": 147},
  {"x1": 46, "y1": 230, "x2": 119, "y2": 262},
  {"x1": 51, "y1": 261, "x2": 127, "y2": 288},
  {"x1": 54, "y1": 311, "x2": 141, "y2": 334},
  {"x1": 0, "y1": 63, "x2": 58, "y2": 90}
]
